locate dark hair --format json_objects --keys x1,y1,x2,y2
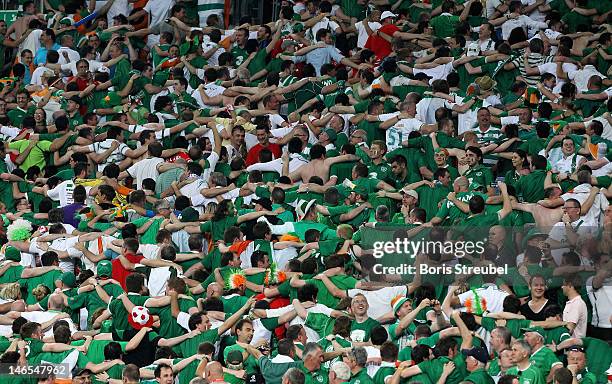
[{"x1": 154, "y1": 363, "x2": 173, "y2": 379}]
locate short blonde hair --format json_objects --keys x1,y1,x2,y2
[{"x1": 0, "y1": 282, "x2": 20, "y2": 300}]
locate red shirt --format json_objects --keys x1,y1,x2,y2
[
  {"x1": 112, "y1": 253, "x2": 144, "y2": 290},
  {"x1": 167, "y1": 151, "x2": 190, "y2": 163},
  {"x1": 365, "y1": 24, "x2": 399, "y2": 59},
  {"x1": 245, "y1": 143, "x2": 282, "y2": 166}
]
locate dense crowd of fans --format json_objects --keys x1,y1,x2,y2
[{"x1": 0, "y1": 0, "x2": 611, "y2": 383}]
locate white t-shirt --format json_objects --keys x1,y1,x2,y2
[
  {"x1": 192, "y1": 82, "x2": 226, "y2": 109},
  {"x1": 347, "y1": 286, "x2": 408, "y2": 319},
  {"x1": 88, "y1": 139, "x2": 130, "y2": 172},
  {"x1": 22, "y1": 311, "x2": 78, "y2": 337},
  {"x1": 537, "y1": 62, "x2": 578, "y2": 93},
  {"x1": 126, "y1": 157, "x2": 164, "y2": 190},
  {"x1": 561, "y1": 183, "x2": 609, "y2": 226},
  {"x1": 548, "y1": 216, "x2": 598, "y2": 264},
  {"x1": 355, "y1": 21, "x2": 381, "y2": 48},
  {"x1": 57, "y1": 47, "x2": 81, "y2": 65},
  {"x1": 416, "y1": 95, "x2": 450, "y2": 124},
  {"x1": 51, "y1": 236, "x2": 83, "y2": 272},
  {"x1": 308, "y1": 18, "x2": 340, "y2": 42},
  {"x1": 458, "y1": 285, "x2": 509, "y2": 314},
  {"x1": 379, "y1": 113, "x2": 424, "y2": 151},
  {"x1": 139, "y1": 243, "x2": 161, "y2": 260},
  {"x1": 550, "y1": 153, "x2": 584, "y2": 174},
  {"x1": 585, "y1": 276, "x2": 612, "y2": 329},
  {"x1": 202, "y1": 42, "x2": 225, "y2": 67},
  {"x1": 47, "y1": 179, "x2": 76, "y2": 207},
  {"x1": 144, "y1": 0, "x2": 175, "y2": 31},
  {"x1": 269, "y1": 114, "x2": 287, "y2": 130},
  {"x1": 30, "y1": 66, "x2": 53, "y2": 86},
  {"x1": 567, "y1": 66, "x2": 605, "y2": 93}
]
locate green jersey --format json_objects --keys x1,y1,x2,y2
[
  {"x1": 529, "y1": 346, "x2": 561, "y2": 379},
  {"x1": 349, "y1": 368, "x2": 374, "y2": 384},
  {"x1": 305, "y1": 274, "x2": 357, "y2": 308},
  {"x1": 178, "y1": 329, "x2": 219, "y2": 357},
  {"x1": 417, "y1": 354, "x2": 468, "y2": 384},
  {"x1": 463, "y1": 164, "x2": 493, "y2": 192},
  {"x1": 463, "y1": 368, "x2": 494, "y2": 384},
  {"x1": 515, "y1": 169, "x2": 548, "y2": 203},
  {"x1": 506, "y1": 364, "x2": 546, "y2": 384}
]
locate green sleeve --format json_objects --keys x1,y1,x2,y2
[
  {"x1": 67, "y1": 293, "x2": 89, "y2": 310},
  {"x1": 260, "y1": 317, "x2": 280, "y2": 331},
  {"x1": 200, "y1": 221, "x2": 212, "y2": 233},
  {"x1": 480, "y1": 317, "x2": 496, "y2": 332}
]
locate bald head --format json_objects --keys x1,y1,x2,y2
[
  {"x1": 454, "y1": 176, "x2": 469, "y2": 191},
  {"x1": 205, "y1": 361, "x2": 224, "y2": 380},
  {"x1": 48, "y1": 293, "x2": 64, "y2": 311}
]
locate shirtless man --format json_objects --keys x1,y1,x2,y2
[
  {"x1": 282, "y1": 143, "x2": 359, "y2": 184},
  {"x1": 512, "y1": 185, "x2": 601, "y2": 229},
  {"x1": 6, "y1": 2, "x2": 44, "y2": 41}
]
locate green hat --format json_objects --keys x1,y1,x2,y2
[
  {"x1": 522, "y1": 227, "x2": 548, "y2": 249},
  {"x1": 180, "y1": 207, "x2": 199, "y2": 223},
  {"x1": 97, "y1": 260, "x2": 112, "y2": 278},
  {"x1": 4, "y1": 246, "x2": 21, "y2": 262},
  {"x1": 521, "y1": 326, "x2": 545, "y2": 339},
  {"x1": 102, "y1": 92, "x2": 122, "y2": 108},
  {"x1": 59, "y1": 17, "x2": 73, "y2": 25},
  {"x1": 392, "y1": 296, "x2": 409, "y2": 316},
  {"x1": 227, "y1": 349, "x2": 244, "y2": 365},
  {"x1": 525, "y1": 228, "x2": 548, "y2": 241},
  {"x1": 323, "y1": 128, "x2": 337, "y2": 142},
  {"x1": 61, "y1": 272, "x2": 76, "y2": 288},
  {"x1": 292, "y1": 23, "x2": 304, "y2": 33}
]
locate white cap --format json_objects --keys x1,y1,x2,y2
[
  {"x1": 380, "y1": 11, "x2": 397, "y2": 20},
  {"x1": 400, "y1": 187, "x2": 419, "y2": 200}
]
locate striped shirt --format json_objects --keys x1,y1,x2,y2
[
  {"x1": 511, "y1": 53, "x2": 554, "y2": 86},
  {"x1": 472, "y1": 125, "x2": 504, "y2": 167}
]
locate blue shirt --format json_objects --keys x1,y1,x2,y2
[
  {"x1": 34, "y1": 43, "x2": 61, "y2": 66},
  {"x1": 295, "y1": 45, "x2": 345, "y2": 76}
]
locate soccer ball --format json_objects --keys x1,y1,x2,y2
[{"x1": 131, "y1": 306, "x2": 150, "y2": 325}]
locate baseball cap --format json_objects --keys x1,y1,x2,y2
[
  {"x1": 521, "y1": 326, "x2": 545, "y2": 339},
  {"x1": 525, "y1": 228, "x2": 548, "y2": 241},
  {"x1": 400, "y1": 187, "x2": 418, "y2": 200},
  {"x1": 227, "y1": 350, "x2": 244, "y2": 365},
  {"x1": 464, "y1": 346, "x2": 489, "y2": 364},
  {"x1": 61, "y1": 272, "x2": 76, "y2": 288},
  {"x1": 380, "y1": 11, "x2": 397, "y2": 20},
  {"x1": 97, "y1": 260, "x2": 112, "y2": 278}
]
